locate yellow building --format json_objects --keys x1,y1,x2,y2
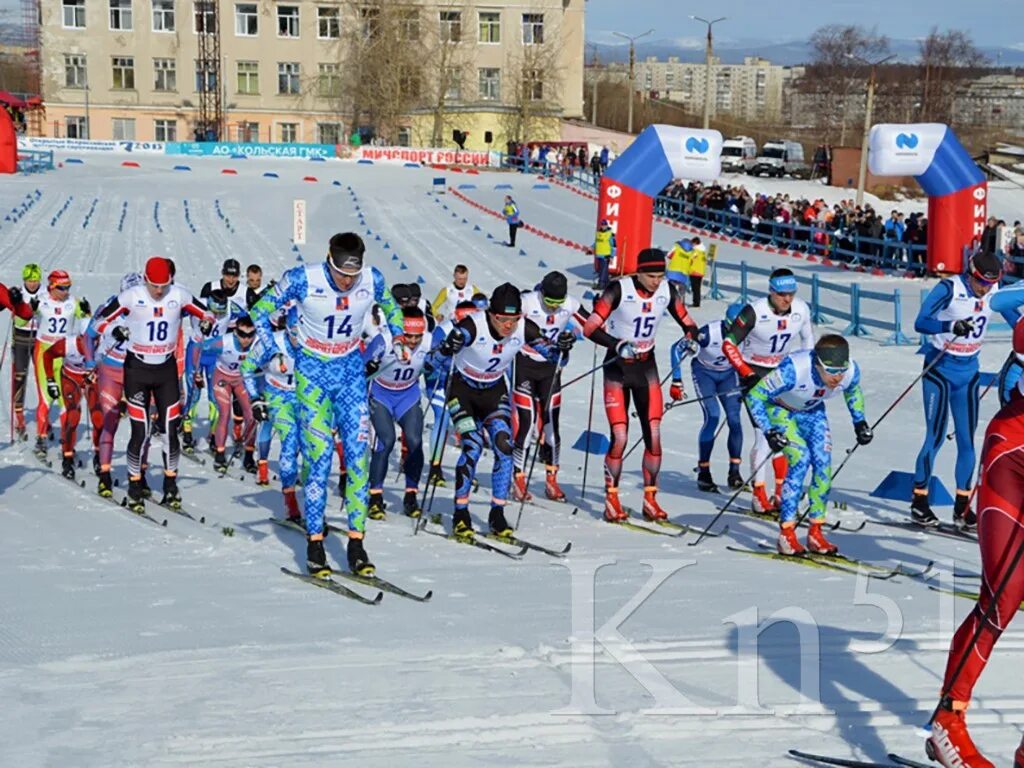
[{"x1": 38, "y1": 0, "x2": 585, "y2": 149}]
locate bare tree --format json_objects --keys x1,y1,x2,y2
[
  {"x1": 918, "y1": 27, "x2": 987, "y2": 124},
  {"x1": 500, "y1": 8, "x2": 565, "y2": 143},
  {"x1": 418, "y1": 1, "x2": 474, "y2": 147}
]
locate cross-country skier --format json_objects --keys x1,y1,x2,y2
[
  {"x1": 722, "y1": 268, "x2": 815, "y2": 514},
  {"x1": 200, "y1": 258, "x2": 242, "y2": 302},
  {"x1": 437, "y1": 283, "x2": 574, "y2": 539},
  {"x1": 0, "y1": 279, "x2": 31, "y2": 319},
  {"x1": 582, "y1": 247, "x2": 699, "y2": 523},
  {"x1": 251, "y1": 232, "x2": 404, "y2": 578},
  {"x1": 910, "y1": 250, "x2": 1018, "y2": 529},
  {"x1": 511, "y1": 271, "x2": 586, "y2": 503},
  {"x1": 746, "y1": 334, "x2": 871, "y2": 554},
  {"x1": 672, "y1": 301, "x2": 745, "y2": 493},
  {"x1": 10, "y1": 263, "x2": 43, "y2": 440},
  {"x1": 89, "y1": 257, "x2": 212, "y2": 511},
  {"x1": 431, "y1": 264, "x2": 481, "y2": 322}
]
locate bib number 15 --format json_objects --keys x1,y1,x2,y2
[{"x1": 632, "y1": 316, "x2": 656, "y2": 339}]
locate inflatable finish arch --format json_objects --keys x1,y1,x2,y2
[
  {"x1": 0, "y1": 107, "x2": 16, "y2": 174},
  {"x1": 868, "y1": 123, "x2": 986, "y2": 274},
  {"x1": 597, "y1": 125, "x2": 723, "y2": 276}
]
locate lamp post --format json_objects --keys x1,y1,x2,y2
[
  {"x1": 850, "y1": 53, "x2": 896, "y2": 206},
  {"x1": 691, "y1": 16, "x2": 726, "y2": 130},
  {"x1": 83, "y1": 70, "x2": 90, "y2": 139},
  {"x1": 613, "y1": 29, "x2": 653, "y2": 135},
  {"x1": 586, "y1": 43, "x2": 600, "y2": 125}
]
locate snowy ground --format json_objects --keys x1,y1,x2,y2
[{"x1": 0, "y1": 155, "x2": 1022, "y2": 767}]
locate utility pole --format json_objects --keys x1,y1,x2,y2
[
  {"x1": 586, "y1": 44, "x2": 600, "y2": 125},
  {"x1": 851, "y1": 53, "x2": 896, "y2": 206},
  {"x1": 614, "y1": 29, "x2": 653, "y2": 135},
  {"x1": 691, "y1": 16, "x2": 726, "y2": 130}
]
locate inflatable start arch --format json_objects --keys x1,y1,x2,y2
[
  {"x1": 868, "y1": 123, "x2": 986, "y2": 275},
  {"x1": 597, "y1": 125, "x2": 723, "y2": 276},
  {"x1": 0, "y1": 107, "x2": 16, "y2": 174}
]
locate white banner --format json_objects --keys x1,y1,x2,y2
[
  {"x1": 293, "y1": 199, "x2": 306, "y2": 246},
  {"x1": 17, "y1": 137, "x2": 166, "y2": 154},
  {"x1": 350, "y1": 146, "x2": 501, "y2": 167}
]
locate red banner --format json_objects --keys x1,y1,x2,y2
[{"x1": 347, "y1": 146, "x2": 498, "y2": 167}]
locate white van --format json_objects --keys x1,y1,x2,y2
[
  {"x1": 751, "y1": 139, "x2": 809, "y2": 178},
  {"x1": 720, "y1": 136, "x2": 758, "y2": 173}
]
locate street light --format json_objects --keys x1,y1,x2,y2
[
  {"x1": 613, "y1": 28, "x2": 653, "y2": 135},
  {"x1": 586, "y1": 43, "x2": 601, "y2": 125},
  {"x1": 849, "y1": 53, "x2": 897, "y2": 206},
  {"x1": 691, "y1": 16, "x2": 726, "y2": 130}
]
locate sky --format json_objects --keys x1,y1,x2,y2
[{"x1": 584, "y1": 0, "x2": 1024, "y2": 49}]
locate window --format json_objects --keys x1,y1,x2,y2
[
  {"x1": 397, "y1": 126, "x2": 411, "y2": 147},
  {"x1": 318, "y1": 63, "x2": 341, "y2": 98},
  {"x1": 63, "y1": 0, "x2": 86, "y2": 29},
  {"x1": 443, "y1": 66, "x2": 461, "y2": 100},
  {"x1": 398, "y1": 9, "x2": 419, "y2": 42},
  {"x1": 154, "y1": 119, "x2": 177, "y2": 141},
  {"x1": 526, "y1": 68, "x2": 543, "y2": 101},
  {"x1": 66, "y1": 116, "x2": 87, "y2": 139},
  {"x1": 478, "y1": 11, "x2": 500, "y2": 43},
  {"x1": 195, "y1": 59, "x2": 217, "y2": 92},
  {"x1": 152, "y1": 0, "x2": 175, "y2": 31},
  {"x1": 317, "y1": 7, "x2": 339, "y2": 39},
  {"x1": 522, "y1": 13, "x2": 543, "y2": 45},
  {"x1": 439, "y1": 10, "x2": 461, "y2": 43},
  {"x1": 239, "y1": 121, "x2": 259, "y2": 142},
  {"x1": 153, "y1": 57, "x2": 176, "y2": 91},
  {"x1": 194, "y1": 1, "x2": 216, "y2": 33},
  {"x1": 478, "y1": 67, "x2": 500, "y2": 101},
  {"x1": 237, "y1": 61, "x2": 259, "y2": 94},
  {"x1": 112, "y1": 56, "x2": 135, "y2": 89},
  {"x1": 112, "y1": 117, "x2": 136, "y2": 140},
  {"x1": 235, "y1": 3, "x2": 258, "y2": 36},
  {"x1": 277, "y1": 5, "x2": 299, "y2": 38},
  {"x1": 317, "y1": 122, "x2": 341, "y2": 145},
  {"x1": 64, "y1": 54, "x2": 87, "y2": 88},
  {"x1": 359, "y1": 6, "x2": 378, "y2": 39},
  {"x1": 278, "y1": 62, "x2": 300, "y2": 95},
  {"x1": 400, "y1": 66, "x2": 420, "y2": 99},
  {"x1": 279, "y1": 122, "x2": 298, "y2": 142},
  {"x1": 109, "y1": 0, "x2": 133, "y2": 31}
]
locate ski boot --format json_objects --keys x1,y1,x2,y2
[
  {"x1": 283, "y1": 487, "x2": 302, "y2": 523},
  {"x1": 911, "y1": 490, "x2": 939, "y2": 527},
  {"x1": 806, "y1": 522, "x2": 838, "y2": 554},
  {"x1": 427, "y1": 464, "x2": 446, "y2": 488},
  {"x1": 243, "y1": 448, "x2": 257, "y2": 474},
  {"x1": 14, "y1": 410, "x2": 26, "y2": 441},
  {"x1": 97, "y1": 470, "x2": 114, "y2": 498},
  {"x1": 161, "y1": 473, "x2": 182, "y2": 509},
  {"x1": 953, "y1": 492, "x2": 977, "y2": 532},
  {"x1": 347, "y1": 535, "x2": 375, "y2": 577},
  {"x1": 545, "y1": 466, "x2": 567, "y2": 502},
  {"x1": 181, "y1": 427, "x2": 195, "y2": 454},
  {"x1": 453, "y1": 507, "x2": 474, "y2": 541},
  {"x1": 367, "y1": 492, "x2": 386, "y2": 521},
  {"x1": 777, "y1": 522, "x2": 805, "y2": 555},
  {"x1": 511, "y1": 471, "x2": 533, "y2": 502},
  {"x1": 306, "y1": 536, "x2": 330, "y2": 577},
  {"x1": 126, "y1": 476, "x2": 146, "y2": 514},
  {"x1": 256, "y1": 460, "x2": 270, "y2": 487},
  {"x1": 61, "y1": 454, "x2": 76, "y2": 480},
  {"x1": 696, "y1": 465, "x2": 720, "y2": 493},
  {"x1": 927, "y1": 698, "x2": 994, "y2": 768},
  {"x1": 33, "y1": 435, "x2": 47, "y2": 459},
  {"x1": 92, "y1": 451, "x2": 101, "y2": 476},
  {"x1": 214, "y1": 449, "x2": 228, "y2": 475},
  {"x1": 139, "y1": 473, "x2": 152, "y2": 499},
  {"x1": 751, "y1": 483, "x2": 778, "y2": 516},
  {"x1": 604, "y1": 487, "x2": 628, "y2": 523},
  {"x1": 489, "y1": 505, "x2": 515, "y2": 539},
  {"x1": 727, "y1": 464, "x2": 745, "y2": 490},
  {"x1": 403, "y1": 489, "x2": 422, "y2": 519},
  {"x1": 642, "y1": 486, "x2": 669, "y2": 521}
]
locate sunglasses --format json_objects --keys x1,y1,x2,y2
[
  {"x1": 52, "y1": 284, "x2": 71, "y2": 291},
  {"x1": 236, "y1": 329, "x2": 256, "y2": 339},
  {"x1": 820, "y1": 364, "x2": 848, "y2": 376},
  {"x1": 542, "y1": 297, "x2": 566, "y2": 308},
  {"x1": 492, "y1": 313, "x2": 521, "y2": 324}
]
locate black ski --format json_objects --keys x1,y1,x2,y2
[
  {"x1": 151, "y1": 498, "x2": 203, "y2": 523},
  {"x1": 416, "y1": 520, "x2": 527, "y2": 559},
  {"x1": 871, "y1": 519, "x2": 977, "y2": 542},
  {"x1": 484, "y1": 533, "x2": 571, "y2": 558},
  {"x1": 729, "y1": 506, "x2": 864, "y2": 532},
  {"x1": 788, "y1": 749, "x2": 900, "y2": 768},
  {"x1": 888, "y1": 754, "x2": 934, "y2": 768},
  {"x1": 269, "y1": 515, "x2": 347, "y2": 536},
  {"x1": 178, "y1": 447, "x2": 207, "y2": 466},
  {"x1": 34, "y1": 450, "x2": 52, "y2": 468},
  {"x1": 280, "y1": 567, "x2": 383, "y2": 605},
  {"x1": 333, "y1": 571, "x2": 433, "y2": 602},
  {"x1": 116, "y1": 496, "x2": 168, "y2": 527}
]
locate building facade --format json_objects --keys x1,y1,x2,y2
[{"x1": 38, "y1": 0, "x2": 585, "y2": 148}]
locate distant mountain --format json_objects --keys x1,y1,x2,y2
[{"x1": 587, "y1": 37, "x2": 1024, "y2": 68}]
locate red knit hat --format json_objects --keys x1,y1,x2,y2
[{"x1": 144, "y1": 256, "x2": 172, "y2": 286}]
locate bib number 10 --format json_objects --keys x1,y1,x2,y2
[
  {"x1": 146, "y1": 320, "x2": 169, "y2": 342},
  {"x1": 324, "y1": 314, "x2": 353, "y2": 339}
]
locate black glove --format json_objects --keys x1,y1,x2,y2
[
  {"x1": 29, "y1": 296, "x2": 39, "y2": 312},
  {"x1": 78, "y1": 298, "x2": 91, "y2": 316},
  {"x1": 46, "y1": 379, "x2": 60, "y2": 401},
  {"x1": 365, "y1": 359, "x2": 381, "y2": 377},
  {"x1": 252, "y1": 399, "x2": 268, "y2": 422},
  {"x1": 766, "y1": 429, "x2": 789, "y2": 453},
  {"x1": 854, "y1": 421, "x2": 873, "y2": 446},
  {"x1": 199, "y1": 319, "x2": 214, "y2": 336},
  {"x1": 7, "y1": 286, "x2": 23, "y2": 306},
  {"x1": 440, "y1": 328, "x2": 465, "y2": 355},
  {"x1": 112, "y1": 326, "x2": 130, "y2": 343},
  {"x1": 952, "y1": 318, "x2": 974, "y2": 338},
  {"x1": 556, "y1": 330, "x2": 575, "y2": 352},
  {"x1": 740, "y1": 372, "x2": 760, "y2": 394}
]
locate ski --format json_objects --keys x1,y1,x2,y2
[
  {"x1": 269, "y1": 515, "x2": 348, "y2": 536},
  {"x1": 728, "y1": 546, "x2": 900, "y2": 579},
  {"x1": 34, "y1": 450, "x2": 52, "y2": 468},
  {"x1": 888, "y1": 754, "x2": 934, "y2": 768},
  {"x1": 871, "y1": 519, "x2": 977, "y2": 542},
  {"x1": 333, "y1": 571, "x2": 433, "y2": 602},
  {"x1": 151, "y1": 498, "x2": 203, "y2": 523},
  {"x1": 280, "y1": 567, "x2": 383, "y2": 605},
  {"x1": 756, "y1": 542, "x2": 906, "y2": 577},
  {"x1": 609, "y1": 518, "x2": 688, "y2": 537},
  {"x1": 729, "y1": 507, "x2": 864, "y2": 532},
  {"x1": 416, "y1": 520, "x2": 527, "y2": 559},
  {"x1": 178, "y1": 448, "x2": 207, "y2": 466},
  {"x1": 484, "y1": 533, "x2": 571, "y2": 558},
  {"x1": 116, "y1": 496, "x2": 168, "y2": 527},
  {"x1": 788, "y1": 749, "x2": 900, "y2": 768}
]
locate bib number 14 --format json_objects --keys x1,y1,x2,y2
[{"x1": 324, "y1": 314, "x2": 353, "y2": 339}]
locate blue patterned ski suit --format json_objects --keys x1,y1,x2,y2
[{"x1": 242, "y1": 330, "x2": 299, "y2": 488}]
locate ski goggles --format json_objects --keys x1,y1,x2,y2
[
  {"x1": 542, "y1": 296, "x2": 566, "y2": 308},
  {"x1": 818, "y1": 361, "x2": 849, "y2": 376},
  {"x1": 768, "y1": 275, "x2": 798, "y2": 294},
  {"x1": 971, "y1": 267, "x2": 1002, "y2": 286},
  {"x1": 50, "y1": 281, "x2": 72, "y2": 290},
  {"x1": 235, "y1": 327, "x2": 256, "y2": 339},
  {"x1": 491, "y1": 312, "x2": 522, "y2": 325}
]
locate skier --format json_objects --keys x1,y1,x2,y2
[
  {"x1": 502, "y1": 195, "x2": 522, "y2": 248},
  {"x1": 251, "y1": 232, "x2": 404, "y2": 577},
  {"x1": 672, "y1": 302, "x2": 745, "y2": 493},
  {"x1": 746, "y1": 334, "x2": 872, "y2": 555},
  {"x1": 0, "y1": 280, "x2": 31, "y2": 318},
  {"x1": 245, "y1": 264, "x2": 263, "y2": 310},
  {"x1": 910, "y1": 250, "x2": 1018, "y2": 529},
  {"x1": 582, "y1": 247, "x2": 699, "y2": 523},
  {"x1": 200, "y1": 258, "x2": 242, "y2": 302},
  {"x1": 925, "y1": 314, "x2": 1024, "y2": 768},
  {"x1": 431, "y1": 264, "x2": 481, "y2": 322},
  {"x1": 511, "y1": 271, "x2": 586, "y2": 503},
  {"x1": 437, "y1": 283, "x2": 574, "y2": 539},
  {"x1": 89, "y1": 257, "x2": 212, "y2": 511},
  {"x1": 10, "y1": 263, "x2": 43, "y2": 440},
  {"x1": 721, "y1": 267, "x2": 815, "y2": 514}
]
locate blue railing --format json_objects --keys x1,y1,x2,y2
[
  {"x1": 17, "y1": 149, "x2": 54, "y2": 173},
  {"x1": 707, "y1": 259, "x2": 913, "y2": 346}
]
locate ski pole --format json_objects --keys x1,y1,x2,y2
[
  {"x1": 688, "y1": 452, "x2": 775, "y2": 546},
  {"x1": 574, "y1": 342, "x2": 600, "y2": 510},
  {"x1": 621, "y1": 386, "x2": 739, "y2": 462},
  {"x1": 946, "y1": 372, "x2": 999, "y2": 441},
  {"x1": 560, "y1": 354, "x2": 616, "y2": 390},
  {"x1": 513, "y1": 357, "x2": 565, "y2": 530},
  {"x1": 422, "y1": 357, "x2": 457, "y2": 521}
]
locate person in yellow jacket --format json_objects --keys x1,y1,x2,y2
[
  {"x1": 688, "y1": 237, "x2": 707, "y2": 307},
  {"x1": 431, "y1": 264, "x2": 482, "y2": 321},
  {"x1": 592, "y1": 219, "x2": 616, "y2": 288},
  {"x1": 666, "y1": 238, "x2": 693, "y2": 295}
]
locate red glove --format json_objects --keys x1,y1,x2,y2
[{"x1": 669, "y1": 381, "x2": 685, "y2": 402}]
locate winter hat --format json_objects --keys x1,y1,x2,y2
[
  {"x1": 327, "y1": 232, "x2": 365, "y2": 275},
  {"x1": 489, "y1": 282, "x2": 523, "y2": 315},
  {"x1": 815, "y1": 334, "x2": 850, "y2": 371},
  {"x1": 635, "y1": 248, "x2": 667, "y2": 274},
  {"x1": 22, "y1": 263, "x2": 41, "y2": 282},
  {"x1": 221, "y1": 258, "x2": 241, "y2": 276},
  {"x1": 454, "y1": 300, "x2": 477, "y2": 322},
  {"x1": 144, "y1": 256, "x2": 172, "y2": 286},
  {"x1": 540, "y1": 271, "x2": 568, "y2": 302},
  {"x1": 391, "y1": 283, "x2": 413, "y2": 303},
  {"x1": 401, "y1": 306, "x2": 427, "y2": 336},
  {"x1": 970, "y1": 250, "x2": 1003, "y2": 284},
  {"x1": 47, "y1": 269, "x2": 71, "y2": 288}
]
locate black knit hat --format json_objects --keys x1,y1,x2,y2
[
  {"x1": 815, "y1": 334, "x2": 850, "y2": 369},
  {"x1": 327, "y1": 232, "x2": 365, "y2": 275},
  {"x1": 489, "y1": 282, "x2": 523, "y2": 315},
  {"x1": 970, "y1": 250, "x2": 1003, "y2": 283},
  {"x1": 636, "y1": 248, "x2": 667, "y2": 273},
  {"x1": 540, "y1": 271, "x2": 568, "y2": 301}
]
